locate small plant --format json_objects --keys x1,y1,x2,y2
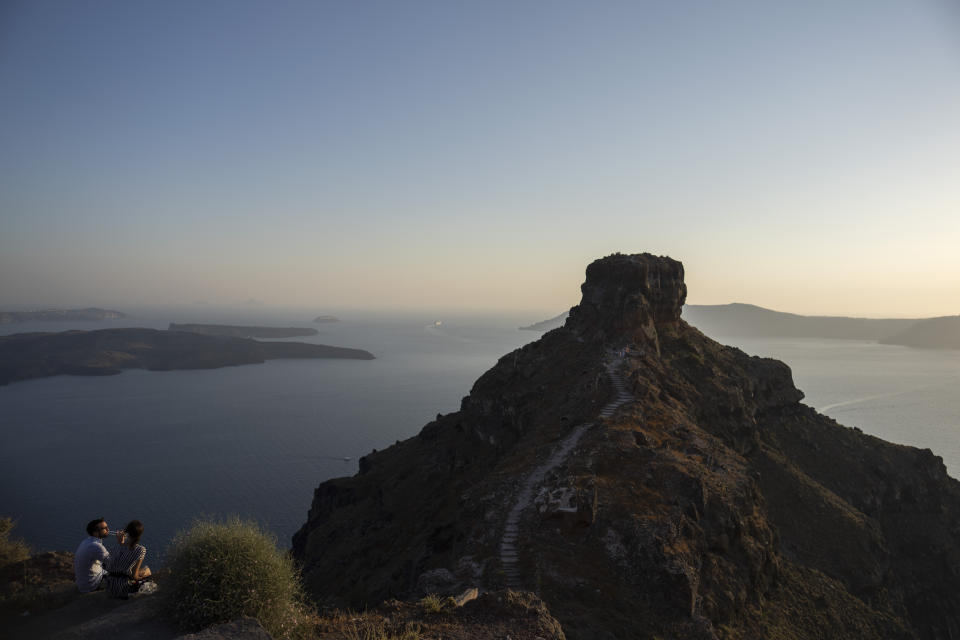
[
  {"x1": 418, "y1": 593, "x2": 452, "y2": 615},
  {"x1": 162, "y1": 517, "x2": 315, "y2": 639},
  {"x1": 0, "y1": 517, "x2": 30, "y2": 568}
]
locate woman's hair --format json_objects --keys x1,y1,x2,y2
[{"x1": 124, "y1": 520, "x2": 144, "y2": 546}]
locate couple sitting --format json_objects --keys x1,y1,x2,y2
[{"x1": 74, "y1": 517, "x2": 154, "y2": 598}]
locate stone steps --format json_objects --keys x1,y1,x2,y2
[{"x1": 498, "y1": 352, "x2": 635, "y2": 589}]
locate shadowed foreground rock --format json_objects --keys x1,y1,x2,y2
[
  {"x1": 0, "y1": 551, "x2": 562, "y2": 639},
  {"x1": 294, "y1": 252, "x2": 960, "y2": 639}
]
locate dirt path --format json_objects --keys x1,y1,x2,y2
[{"x1": 499, "y1": 355, "x2": 631, "y2": 588}]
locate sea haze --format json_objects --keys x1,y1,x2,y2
[{"x1": 1, "y1": 312, "x2": 958, "y2": 562}]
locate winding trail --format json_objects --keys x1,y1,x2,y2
[{"x1": 499, "y1": 353, "x2": 633, "y2": 589}]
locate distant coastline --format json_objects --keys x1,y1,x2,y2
[
  {"x1": 520, "y1": 303, "x2": 960, "y2": 349},
  {"x1": 0, "y1": 327, "x2": 374, "y2": 386},
  {"x1": 313, "y1": 315, "x2": 339, "y2": 323},
  {"x1": 0, "y1": 307, "x2": 127, "y2": 324},
  {"x1": 879, "y1": 315, "x2": 960, "y2": 349},
  {"x1": 169, "y1": 323, "x2": 319, "y2": 338}
]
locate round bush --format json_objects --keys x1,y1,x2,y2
[{"x1": 163, "y1": 517, "x2": 311, "y2": 638}]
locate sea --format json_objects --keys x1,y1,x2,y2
[{"x1": 2, "y1": 308, "x2": 959, "y2": 564}]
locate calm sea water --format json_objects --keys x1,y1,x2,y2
[
  {"x1": 0, "y1": 309, "x2": 536, "y2": 563},
  {"x1": 723, "y1": 336, "x2": 960, "y2": 478},
  {"x1": 1, "y1": 313, "x2": 958, "y2": 563}
]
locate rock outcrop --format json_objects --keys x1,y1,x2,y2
[{"x1": 293, "y1": 253, "x2": 960, "y2": 639}]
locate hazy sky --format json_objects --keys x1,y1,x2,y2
[{"x1": 1, "y1": 0, "x2": 958, "y2": 316}]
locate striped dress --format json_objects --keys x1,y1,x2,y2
[{"x1": 103, "y1": 543, "x2": 147, "y2": 598}]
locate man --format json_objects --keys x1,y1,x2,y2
[{"x1": 74, "y1": 517, "x2": 112, "y2": 592}]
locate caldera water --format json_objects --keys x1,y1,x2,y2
[{"x1": 1, "y1": 309, "x2": 958, "y2": 564}]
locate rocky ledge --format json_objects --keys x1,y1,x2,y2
[{"x1": 293, "y1": 253, "x2": 960, "y2": 639}]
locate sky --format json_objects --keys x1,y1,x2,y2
[{"x1": 1, "y1": 0, "x2": 958, "y2": 317}]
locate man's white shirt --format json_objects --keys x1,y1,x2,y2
[{"x1": 74, "y1": 536, "x2": 109, "y2": 592}]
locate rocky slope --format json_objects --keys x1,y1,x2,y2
[{"x1": 293, "y1": 253, "x2": 960, "y2": 640}]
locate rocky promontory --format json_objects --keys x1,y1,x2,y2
[
  {"x1": 0, "y1": 328, "x2": 374, "y2": 386},
  {"x1": 293, "y1": 253, "x2": 960, "y2": 639}
]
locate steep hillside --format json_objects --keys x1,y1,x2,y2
[{"x1": 293, "y1": 253, "x2": 960, "y2": 640}]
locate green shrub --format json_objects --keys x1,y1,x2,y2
[
  {"x1": 162, "y1": 517, "x2": 314, "y2": 639},
  {"x1": 0, "y1": 517, "x2": 30, "y2": 568}
]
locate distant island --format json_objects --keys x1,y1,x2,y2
[
  {"x1": 518, "y1": 312, "x2": 568, "y2": 332},
  {"x1": 682, "y1": 303, "x2": 918, "y2": 340},
  {"x1": 0, "y1": 328, "x2": 374, "y2": 386},
  {"x1": 313, "y1": 315, "x2": 339, "y2": 323},
  {"x1": 169, "y1": 323, "x2": 318, "y2": 338},
  {"x1": 0, "y1": 307, "x2": 127, "y2": 324},
  {"x1": 880, "y1": 315, "x2": 960, "y2": 349},
  {"x1": 520, "y1": 303, "x2": 960, "y2": 349}
]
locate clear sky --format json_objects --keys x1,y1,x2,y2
[{"x1": 1, "y1": 0, "x2": 958, "y2": 317}]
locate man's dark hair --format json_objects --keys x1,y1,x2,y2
[{"x1": 86, "y1": 517, "x2": 106, "y2": 536}]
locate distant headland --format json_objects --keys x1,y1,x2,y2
[
  {"x1": 0, "y1": 307, "x2": 127, "y2": 324},
  {"x1": 0, "y1": 327, "x2": 374, "y2": 386},
  {"x1": 313, "y1": 315, "x2": 339, "y2": 323},
  {"x1": 169, "y1": 323, "x2": 319, "y2": 338}
]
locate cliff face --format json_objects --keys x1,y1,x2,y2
[{"x1": 292, "y1": 253, "x2": 960, "y2": 640}]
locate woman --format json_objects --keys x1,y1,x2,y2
[{"x1": 103, "y1": 520, "x2": 153, "y2": 598}]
